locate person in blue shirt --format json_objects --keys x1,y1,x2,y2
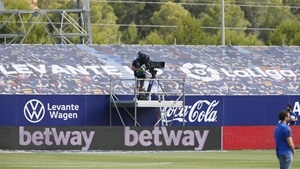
[
  {"x1": 287, "y1": 104, "x2": 298, "y2": 125},
  {"x1": 274, "y1": 110, "x2": 295, "y2": 169}
]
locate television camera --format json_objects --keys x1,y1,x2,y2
[
  {"x1": 137, "y1": 52, "x2": 165, "y2": 77},
  {"x1": 136, "y1": 52, "x2": 165, "y2": 100}
]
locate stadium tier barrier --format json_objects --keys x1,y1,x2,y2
[{"x1": 0, "y1": 44, "x2": 299, "y2": 95}]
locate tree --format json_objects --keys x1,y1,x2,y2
[
  {"x1": 2, "y1": 0, "x2": 31, "y2": 9},
  {"x1": 37, "y1": 0, "x2": 52, "y2": 9},
  {"x1": 90, "y1": 2, "x2": 120, "y2": 44},
  {"x1": 176, "y1": 0, "x2": 208, "y2": 18},
  {"x1": 222, "y1": 30, "x2": 264, "y2": 45},
  {"x1": 200, "y1": 0, "x2": 249, "y2": 34},
  {"x1": 282, "y1": 0, "x2": 300, "y2": 16},
  {"x1": 236, "y1": 0, "x2": 296, "y2": 44},
  {"x1": 139, "y1": 31, "x2": 165, "y2": 45},
  {"x1": 149, "y1": 2, "x2": 191, "y2": 44},
  {"x1": 122, "y1": 22, "x2": 139, "y2": 44},
  {"x1": 0, "y1": 0, "x2": 32, "y2": 41},
  {"x1": 109, "y1": 2, "x2": 145, "y2": 32},
  {"x1": 269, "y1": 20, "x2": 300, "y2": 46},
  {"x1": 36, "y1": 0, "x2": 83, "y2": 44},
  {"x1": 36, "y1": 1, "x2": 120, "y2": 44},
  {"x1": 173, "y1": 15, "x2": 207, "y2": 45},
  {"x1": 109, "y1": 0, "x2": 162, "y2": 42},
  {"x1": 23, "y1": 24, "x2": 52, "y2": 44},
  {"x1": 0, "y1": 0, "x2": 51, "y2": 44}
]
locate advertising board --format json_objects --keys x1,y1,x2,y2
[
  {"x1": 223, "y1": 126, "x2": 300, "y2": 150},
  {"x1": 0, "y1": 95, "x2": 299, "y2": 126},
  {"x1": 0, "y1": 126, "x2": 221, "y2": 151},
  {"x1": 0, "y1": 95, "x2": 109, "y2": 126}
]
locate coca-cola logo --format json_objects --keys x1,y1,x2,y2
[{"x1": 165, "y1": 100, "x2": 219, "y2": 123}]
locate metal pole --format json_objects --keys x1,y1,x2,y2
[
  {"x1": 77, "y1": 0, "x2": 84, "y2": 44},
  {"x1": 183, "y1": 78, "x2": 186, "y2": 126},
  {"x1": 82, "y1": 0, "x2": 92, "y2": 44},
  {"x1": 109, "y1": 78, "x2": 112, "y2": 126},
  {"x1": 221, "y1": 0, "x2": 225, "y2": 46}
]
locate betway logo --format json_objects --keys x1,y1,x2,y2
[
  {"x1": 124, "y1": 127, "x2": 209, "y2": 150},
  {"x1": 19, "y1": 127, "x2": 95, "y2": 150}
]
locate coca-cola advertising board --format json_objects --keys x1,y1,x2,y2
[
  {"x1": 161, "y1": 96, "x2": 222, "y2": 126},
  {"x1": 0, "y1": 95, "x2": 299, "y2": 126}
]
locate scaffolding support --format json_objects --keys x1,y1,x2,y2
[
  {"x1": 0, "y1": 0, "x2": 92, "y2": 44},
  {"x1": 110, "y1": 78, "x2": 186, "y2": 126}
]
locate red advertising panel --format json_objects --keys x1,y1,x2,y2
[
  {"x1": 290, "y1": 126, "x2": 300, "y2": 148},
  {"x1": 223, "y1": 126, "x2": 300, "y2": 150}
]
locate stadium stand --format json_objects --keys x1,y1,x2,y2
[{"x1": 0, "y1": 44, "x2": 299, "y2": 95}]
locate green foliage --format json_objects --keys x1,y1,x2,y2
[
  {"x1": 109, "y1": 1, "x2": 161, "y2": 40},
  {"x1": 179, "y1": 0, "x2": 207, "y2": 18},
  {"x1": 172, "y1": 15, "x2": 206, "y2": 45},
  {"x1": 269, "y1": 20, "x2": 300, "y2": 46},
  {"x1": 237, "y1": 0, "x2": 296, "y2": 44},
  {"x1": 282, "y1": 0, "x2": 300, "y2": 16},
  {"x1": 109, "y1": 2, "x2": 145, "y2": 32},
  {"x1": 90, "y1": 2, "x2": 120, "y2": 44},
  {"x1": 224, "y1": 30, "x2": 264, "y2": 45},
  {"x1": 200, "y1": 0, "x2": 249, "y2": 33},
  {"x1": 39, "y1": 1, "x2": 120, "y2": 44},
  {"x1": 149, "y1": 2, "x2": 190, "y2": 43},
  {"x1": 139, "y1": 31, "x2": 165, "y2": 45},
  {"x1": 151, "y1": 2, "x2": 190, "y2": 26},
  {"x1": 37, "y1": 0, "x2": 52, "y2": 9},
  {"x1": 24, "y1": 23, "x2": 52, "y2": 44},
  {"x1": 122, "y1": 22, "x2": 139, "y2": 44},
  {"x1": 2, "y1": 0, "x2": 31, "y2": 9},
  {"x1": 206, "y1": 30, "x2": 264, "y2": 46},
  {"x1": 1, "y1": 0, "x2": 300, "y2": 45},
  {"x1": 0, "y1": 0, "x2": 37, "y2": 43}
]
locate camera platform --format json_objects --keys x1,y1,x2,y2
[
  {"x1": 109, "y1": 78, "x2": 186, "y2": 126},
  {"x1": 112, "y1": 100, "x2": 183, "y2": 108}
]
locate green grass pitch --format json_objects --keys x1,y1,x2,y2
[{"x1": 0, "y1": 149, "x2": 299, "y2": 169}]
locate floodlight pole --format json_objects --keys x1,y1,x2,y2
[
  {"x1": 0, "y1": 1, "x2": 4, "y2": 9},
  {"x1": 221, "y1": 0, "x2": 225, "y2": 46}
]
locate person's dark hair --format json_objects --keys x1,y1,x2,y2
[
  {"x1": 279, "y1": 110, "x2": 289, "y2": 121},
  {"x1": 287, "y1": 104, "x2": 292, "y2": 112}
]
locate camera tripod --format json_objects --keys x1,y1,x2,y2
[
  {"x1": 137, "y1": 70, "x2": 170, "y2": 126},
  {"x1": 138, "y1": 70, "x2": 164, "y2": 100}
]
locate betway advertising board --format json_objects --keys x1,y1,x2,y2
[
  {"x1": 0, "y1": 95, "x2": 299, "y2": 126},
  {"x1": 0, "y1": 126, "x2": 221, "y2": 151}
]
